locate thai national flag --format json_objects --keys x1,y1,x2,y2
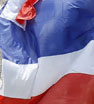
[{"x1": 0, "y1": 0, "x2": 94, "y2": 104}]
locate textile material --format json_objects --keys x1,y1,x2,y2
[
  {"x1": 0, "y1": 74, "x2": 94, "y2": 104},
  {"x1": 16, "y1": 0, "x2": 38, "y2": 25},
  {"x1": 1, "y1": 41, "x2": 94, "y2": 98},
  {"x1": 37, "y1": 73, "x2": 94, "y2": 104},
  {"x1": 0, "y1": 0, "x2": 94, "y2": 103}
]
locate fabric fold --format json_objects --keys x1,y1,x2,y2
[{"x1": 16, "y1": 0, "x2": 39, "y2": 25}]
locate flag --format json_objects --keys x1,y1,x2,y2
[{"x1": 0, "y1": 0, "x2": 94, "y2": 104}]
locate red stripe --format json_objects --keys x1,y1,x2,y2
[
  {"x1": 0, "y1": 73, "x2": 94, "y2": 104},
  {"x1": 0, "y1": 89, "x2": 48, "y2": 104},
  {"x1": 37, "y1": 73, "x2": 94, "y2": 104},
  {"x1": 16, "y1": 0, "x2": 39, "y2": 25},
  {"x1": 0, "y1": 93, "x2": 46, "y2": 104}
]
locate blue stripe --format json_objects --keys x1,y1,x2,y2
[{"x1": 0, "y1": 0, "x2": 94, "y2": 64}]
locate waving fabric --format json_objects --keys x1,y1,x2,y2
[{"x1": 0, "y1": 0, "x2": 94, "y2": 104}]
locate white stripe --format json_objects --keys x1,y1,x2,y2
[
  {"x1": 0, "y1": 40, "x2": 94, "y2": 99},
  {"x1": 0, "y1": 0, "x2": 26, "y2": 29},
  {"x1": 1, "y1": 60, "x2": 38, "y2": 99}
]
